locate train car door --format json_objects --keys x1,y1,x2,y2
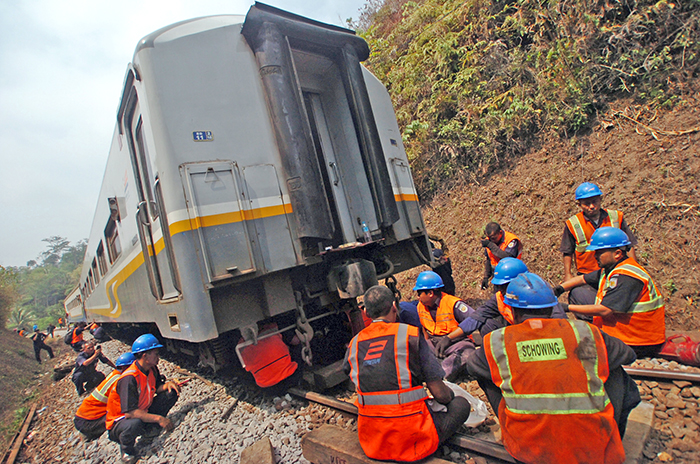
[{"x1": 121, "y1": 81, "x2": 181, "y2": 301}]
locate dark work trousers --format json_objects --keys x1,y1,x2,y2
[
  {"x1": 33, "y1": 342, "x2": 54, "y2": 362},
  {"x1": 71, "y1": 341, "x2": 85, "y2": 353},
  {"x1": 73, "y1": 370, "x2": 106, "y2": 395},
  {"x1": 108, "y1": 390, "x2": 179, "y2": 455},
  {"x1": 74, "y1": 415, "x2": 107, "y2": 440},
  {"x1": 429, "y1": 396, "x2": 471, "y2": 444},
  {"x1": 569, "y1": 284, "x2": 596, "y2": 322}
]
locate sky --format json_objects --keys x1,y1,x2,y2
[{"x1": 0, "y1": 0, "x2": 369, "y2": 267}]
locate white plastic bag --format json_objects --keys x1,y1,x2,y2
[{"x1": 444, "y1": 380, "x2": 489, "y2": 427}]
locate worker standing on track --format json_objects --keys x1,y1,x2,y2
[
  {"x1": 344, "y1": 285, "x2": 471, "y2": 462},
  {"x1": 31, "y1": 325, "x2": 54, "y2": 363},
  {"x1": 106, "y1": 334, "x2": 180, "y2": 464},
  {"x1": 413, "y1": 271, "x2": 476, "y2": 381},
  {"x1": 480, "y1": 222, "x2": 522, "y2": 290},
  {"x1": 561, "y1": 182, "x2": 638, "y2": 309},
  {"x1": 74, "y1": 352, "x2": 136, "y2": 440},
  {"x1": 72, "y1": 340, "x2": 117, "y2": 395},
  {"x1": 467, "y1": 272, "x2": 640, "y2": 464},
  {"x1": 555, "y1": 227, "x2": 666, "y2": 358}
]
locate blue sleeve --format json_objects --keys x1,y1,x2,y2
[
  {"x1": 458, "y1": 317, "x2": 482, "y2": 335},
  {"x1": 452, "y1": 300, "x2": 475, "y2": 323}
]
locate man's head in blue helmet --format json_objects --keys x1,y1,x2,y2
[
  {"x1": 575, "y1": 182, "x2": 603, "y2": 220},
  {"x1": 413, "y1": 271, "x2": 444, "y2": 308},
  {"x1": 587, "y1": 227, "x2": 631, "y2": 270},
  {"x1": 504, "y1": 273, "x2": 558, "y2": 323}
]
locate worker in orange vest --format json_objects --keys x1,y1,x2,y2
[
  {"x1": 238, "y1": 322, "x2": 300, "y2": 391},
  {"x1": 480, "y1": 222, "x2": 522, "y2": 290},
  {"x1": 555, "y1": 227, "x2": 666, "y2": 358},
  {"x1": 344, "y1": 285, "x2": 471, "y2": 462},
  {"x1": 69, "y1": 321, "x2": 88, "y2": 352},
  {"x1": 74, "y1": 352, "x2": 135, "y2": 440},
  {"x1": 414, "y1": 271, "x2": 476, "y2": 381},
  {"x1": 106, "y1": 334, "x2": 180, "y2": 463},
  {"x1": 467, "y1": 273, "x2": 640, "y2": 464},
  {"x1": 560, "y1": 182, "x2": 638, "y2": 308}
]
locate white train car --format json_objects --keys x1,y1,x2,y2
[{"x1": 74, "y1": 3, "x2": 432, "y2": 372}]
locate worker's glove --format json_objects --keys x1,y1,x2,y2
[
  {"x1": 480, "y1": 277, "x2": 489, "y2": 290},
  {"x1": 553, "y1": 285, "x2": 566, "y2": 297},
  {"x1": 560, "y1": 303, "x2": 570, "y2": 313},
  {"x1": 435, "y1": 336, "x2": 453, "y2": 359},
  {"x1": 480, "y1": 239, "x2": 490, "y2": 248}
]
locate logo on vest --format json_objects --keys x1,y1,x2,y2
[
  {"x1": 516, "y1": 338, "x2": 567, "y2": 362},
  {"x1": 363, "y1": 340, "x2": 387, "y2": 365}
]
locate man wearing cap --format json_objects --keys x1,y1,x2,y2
[
  {"x1": 561, "y1": 182, "x2": 638, "y2": 307},
  {"x1": 344, "y1": 285, "x2": 471, "y2": 461},
  {"x1": 414, "y1": 271, "x2": 476, "y2": 381},
  {"x1": 556, "y1": 227, "x2": 666, "y2": 358},
  {"x1": 74, "y1": 352, "x2": 135, "y2": 440},
  {"x1": 467, "y1": 273, "x2": 640, "y2": 464},
  {"x1": 72, "y1": 340, "x2": 117, "y2": 395},
  {"x1": 480, "y1": 222, "x2": 523, "y2": 290},
  {"x1": 106, "y1": 334, "x2": 180, "y2": 463}
]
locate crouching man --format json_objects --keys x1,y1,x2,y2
[
  {"x1": 106, "y1": 334, "x2": 180, "y2": 463},
  {"x1": 344, "y1": 285, "x2": 471, "y2": 462}
]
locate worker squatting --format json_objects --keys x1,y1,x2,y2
[{"x1": 67, "y1": 182, "x2": 662, "y2": 464}]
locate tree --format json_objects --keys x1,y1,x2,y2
[
  {"x1": 0, "y1": 267, "x2": 19, "y2": 329},
  {"x1": 40, "y1": 236, "x2": 70, "y2": 266}
]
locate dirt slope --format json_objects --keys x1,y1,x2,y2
[{"x1": 398, "y1": 97, "x2": 700, "y2": 330}]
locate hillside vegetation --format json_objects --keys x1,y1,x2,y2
[{"x1": 356, "y1": 0, "x2": 700, "y2": 327}]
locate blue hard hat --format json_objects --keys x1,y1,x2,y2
[
  {"x1": 586, "y1": 227, "x2": 631, "y2": 251},
  {"x1": 575, "y1": 182, "x2": 603, "y2": 200},
  {"x1": 131, "y1": 334, "x2": 163, "y2": 355},
  {"x1": 33, "y1": 325, "x2": 38, "y2": 331},
  {"x1": 504, "y1": 273, "x2": 558, "y2": 309},
  {"x1": 115, "y1": 352, "x2": 136, "y2": 368},
  {"x1": 413, "y1": 271, "x2": 444, "y2": 291},
  {"x1": 491, "y1": 258, "x2": 529, "y2": 285}
]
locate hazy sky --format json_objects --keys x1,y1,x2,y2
[{"x1": 0, "y1": 0, "x2": 369, "y2": 267}]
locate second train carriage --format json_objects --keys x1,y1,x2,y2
[{"x1": 67, "y1": 3, "x2": 433, "y2": 374}]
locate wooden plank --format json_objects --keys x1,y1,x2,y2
[
  {"x1": 302, "y1": 425, "x2": 452, "y2": 464},
  {"x1": 288, "y1": 388, "x2": 358, "y2": 415},
  {"x1": 448, "y1": 434, "x2": 515, "y2": 463},
  {"x1": 5, "y1": 404, "x2": 37, "y2": 464}
]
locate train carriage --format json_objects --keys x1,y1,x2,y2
[{"x1": 69, "y1": 3, "x2": 432, "y2": 375}]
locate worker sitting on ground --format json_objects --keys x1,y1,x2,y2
[
  {"x1": 344, "y1": 285, "x2": 471, "y2": 462},
  {"x1": 106, "y1": 334, "x2": 181, "y2": 464},
  {"x1": 69, "y1": 321, "x2": 88, "y2": 352},
  {"x1": 414, "y1": 271, "x2": 476, "y2": 381},
  {"x1": 467, "y1": 272, "x2": 640, "y2": 464},
  {"x1": 555, "y1": 227, "x2": 666, "y2": 358},
  {"x1": 74, "y1": 352, "x2": 135, "y2": 440},
  {"x1": 561, "y1": 182, "x2": 638, "y2": 311},
  {"x1": 72, "y1": 340, "x2": 117, "y2": 395},
  {"x1": 441, "y1": 258, "x2": 566, "y2": 344},
  {"x1": 90, "y1": 322, "x2": 110, "y2": 342},
  {"x1": 480, "y1": 222, "x2": 522, "y2": 290}
]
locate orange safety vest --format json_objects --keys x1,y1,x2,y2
[
  {"x1": 89, "y1": 323, "x2": 98, "y2": 331},
  {"x1": 495, "y1": 291, "x2": 514, "y2": 325},
  {"x1": 487, "y1": 231, "x2": 523, "y2": 266},
  {"x1": 566, "y1": 210, "x2": 622, "y2": 274},
  {"x1": 76, "y1": 369, "x2": 122, "y2": 421},
  {"x1": 71, "y1": 327, "x2": 84, "y2": 345},
  {"x1": 239, "y1": 326, "x2": 298, "y2": 388},
  {"x1": 593, "y1": 257, "x2": 666, "y2": 346},
  {"x1": 346, "y1": 322, "x2": 438, "y2": 462},
  {"x1": 484, "y1": 318, "x2": 625, "y2": 464},
  {"x1": 105, "y1": 362, "x2": 156, "y2": 430},
  {"x1": 416, "y1": 294, "x2": 462, "y2": 336}
]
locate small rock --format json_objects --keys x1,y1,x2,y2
[
  {"x1": 449, "y1": 451, "x2": 461, "y2": 461},
  {"x1": 657, "y1": 451, "x2": 673, "y2": 461},
  {"x1": 673, "y1": 380, "x2": 692, "y2": 389},
  {"x1": 656, "y1": 411, "x2": 670, "y2": 419}
]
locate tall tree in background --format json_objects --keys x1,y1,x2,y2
[{"x1": 0, "y1": 266, "x2": 18, "y2": 329}]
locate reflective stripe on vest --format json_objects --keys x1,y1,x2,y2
[
  {"x1": 75, "y1": 370, "x2": 121, "y2": 420},
  {"x1": 567, "y1": 210, "x2": 622, "y2": 253},
  {"x1": 487, "y1": 320, "x2": 608, "y2": 414},
  {"x1": 416, "y1": 294, "x2": 462, "y2": 336},
  {"x1": 91, "y1": 370, "x2": 121, "y2": 403},
  {"x1": 71, "y1": 328, "x2": 83, "y2": 345},
  {"x1": 596, "y1": 263, "x2": 664, "y2": 313},
  {"x1": 487, "y1": 231, "x2": 523, "y2": 266}
]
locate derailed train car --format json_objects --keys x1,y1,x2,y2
[{"x1": 66, "y1": 3, "x2": 432, "y2": 376}]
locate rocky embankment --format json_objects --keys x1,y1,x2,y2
[{"x1": 12, "y1": 338, "x2": 700, "y2": 464}]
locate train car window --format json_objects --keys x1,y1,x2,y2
[
  {"x1": 96, "y1": 241, "x2": 107, "y2": 276},
  {"x1": 88, "y1": 269, "x2": 94, "y2": 292},
  {"x1": 91, "y1": 259, "x2": 100, "y2": 284},
  {"x1": 104, "y1": 218, "x2": 122, "y2": 264},
  {"x1": 134, "y1": 118, "x2": 157, "y2": 220}
]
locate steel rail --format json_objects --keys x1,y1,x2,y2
[
  {"x1": 288, "y1": 388, "x2": 516, "y2": 463},
  {"x1": 624, "y1": 366, "x2": 700, "y2": 383}
]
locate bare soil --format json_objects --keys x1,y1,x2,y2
[{"x1": 397, "y1": 97, "x2": 700, "y2": 332}]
